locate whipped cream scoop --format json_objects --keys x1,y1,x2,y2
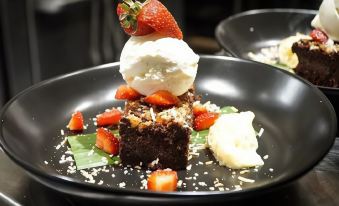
[
  {"x1": 119, "y1": 34, "x2": 199, "y2": 96},
  {"x1": 207, "y1": 112, "x2": 264, "y2": 169},
  {"x1": 311, "y1": 0, "x2": 339, "y2": 41}
]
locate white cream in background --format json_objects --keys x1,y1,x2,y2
[
  {"x1": 207, "y1": 111, "x2": 264, "y2": 169},
  {"x1": 311, "y1": 0, "x2": 339, "y2": 41},
  {"x1": 119, "y1": 34, "x2": 199, "y2": 96},
  {"x1": 278, "y1": 34, "x2": 311, "y2": 68}
]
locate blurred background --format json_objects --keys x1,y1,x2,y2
[{"x1": 0, "y1": 0, "x2": 321, "y2": 109}]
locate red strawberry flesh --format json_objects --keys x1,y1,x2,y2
[
  {"x1": 147, "y1": 170, "x2": 178, "y2": 192},
  {"x1": 310, "y1": 29, "x2": 328, "y2": 43},
  {"x1": 96, "y1": 108, "x2": 122, "y2": 127},
  {"x1": 67, "y1": 111, "x2": 84, "y2": 131},
  {"x1": 144, "y1": 90, "x2": 179, "y2": 106},
  {"x1": 96, "y1": 127, "x2": 119, "y2": 155},
  {"x1": 117, "y1": 0, "x2": 182, "y2": 39},
  {"x1": 115, "y1": 85, "x2": 142, "y2": 100},
  {"x1": 194, "y1": 112, "x2": 219, "y2": 131}
]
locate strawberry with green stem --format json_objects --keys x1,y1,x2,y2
[{"x1": 117, "y1": 0, "x2": 183, "y2": 39}]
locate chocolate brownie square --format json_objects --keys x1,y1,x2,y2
[
  {"x1": 292, "y1": 39, "x2": 339, "y2": 87},
  {"x1": 119, "y1": 89, "x2": 195, "y2": 170}
]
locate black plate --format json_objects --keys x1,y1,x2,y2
[
  {"x1": 0, "y1": 56, "x2": 336, "y2": 203},
  {"x1": 215, "y1": 9, "x2": 316, "y2": 59},
  {"x1": 215, "y1": 9, "x2": 339, "y2": 133}
]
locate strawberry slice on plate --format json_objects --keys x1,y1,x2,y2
[
  {"x1": 194, "y1": 112, "x2": 219, "y2": 131},
  {"x1": 147, "y1": 170, "x2": 178, "y2": 192},
  {"x1": 144, "y1": 90, "x2": 179, "y2": 107},
  {"x1": 115, "y1": 85, "x2": 142, "y2": 100},
  {"x1": 117, "y1": 0, "x2": 183, "y2": 39},
  {"x1": 67, "y1": 111, "x2": 84, "y2": 131},
  {"x1": 96, "y1": 108, "x2": 122, "y2": 127},
  {"x1": 193, "y1": 104, "x2": 208, "y2": 117},
  {"x1": 96, "y1": 128, "x2": 119, "y2": 155}
]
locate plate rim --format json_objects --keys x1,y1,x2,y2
[
  {"x1": 215, "y1": 8, "x2": 317, "y2": 57},
  {"x1": 0, "y1": 55, "x2": 336, "y2": 197}
]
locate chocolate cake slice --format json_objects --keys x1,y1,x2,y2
[
  {"x1": 292, "y1": 39, "x2": 339, "y2": 87},
  {"x1": 119, "y1": 89, "x2": 195, "y2": 170}
]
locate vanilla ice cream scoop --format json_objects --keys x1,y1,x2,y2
[
  {"x1": 119, "y1": 34, "x2": 199, "y2": 96},
  {"x1": 207, "y1": 112, "x2": 264, "y2": 169},
  {"x1": 311, "y1": 0, "x2": 339, "y2": 41}
]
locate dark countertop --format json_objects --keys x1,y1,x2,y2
[{"x1": 0, "y1": 138, "x2": 338, "y2": 206}]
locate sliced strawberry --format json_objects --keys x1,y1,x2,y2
[
  {"x1": 96, "y1": 127, "x2": 107, "y2": 150},
  {"x1": 96, "y1": 134, "x2": 103, "y2": 149},
  {"x1": 193, "y1": 104, "x2": 208, "y2": 117},
  {"x1": 310, "y1": 29, "x2": 328, "y2": 43},
  {"x1": 147, "y1": 170, "x2": 178, "y2": 192},
  {"x1": 138, "y1": 0, "x2": 182, "y2": 39},
  {"x1": 194, "y1": 112, "x2": 219, "y2": 131},
  {"x1": 115, "y1": 85, "x2": 142, "y2": 100},
  {"x1": 96, "y1": 128, "x2": 119, "y2": 155},
  {"x1": 67, "y1": 111, "x2": 84, "y2": 131},
  {"x1": 96, "y1": 108, "x2": 122, "y2": 127},
  {"x1": 117, "y1": 0, "x2": 182, "y2": 39},
  {"x1": 144, "y1": 90, "x2": 179, "y2": 106}
]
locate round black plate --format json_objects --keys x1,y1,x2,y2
[
  {"x1": 215, "y1": 9, "x2": 339, "y2": 133},
  {"x1": 215, "y1": 9, "x2": 316, "y2": 59},
  {"x1": 0, "y1": 56, "x2": 336, "y2": 203}
]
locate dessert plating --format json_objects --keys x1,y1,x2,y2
[{"x1": 55, "y1": 0, "x2": 266, "y2": 192}]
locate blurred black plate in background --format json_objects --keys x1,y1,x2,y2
[{"x1": 215, "y1": 9, "x2": 339, "y2": 133}]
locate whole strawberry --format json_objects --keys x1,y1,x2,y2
[{"x1": 117, "y1": 0, "x2": 183, "y2": 39}]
